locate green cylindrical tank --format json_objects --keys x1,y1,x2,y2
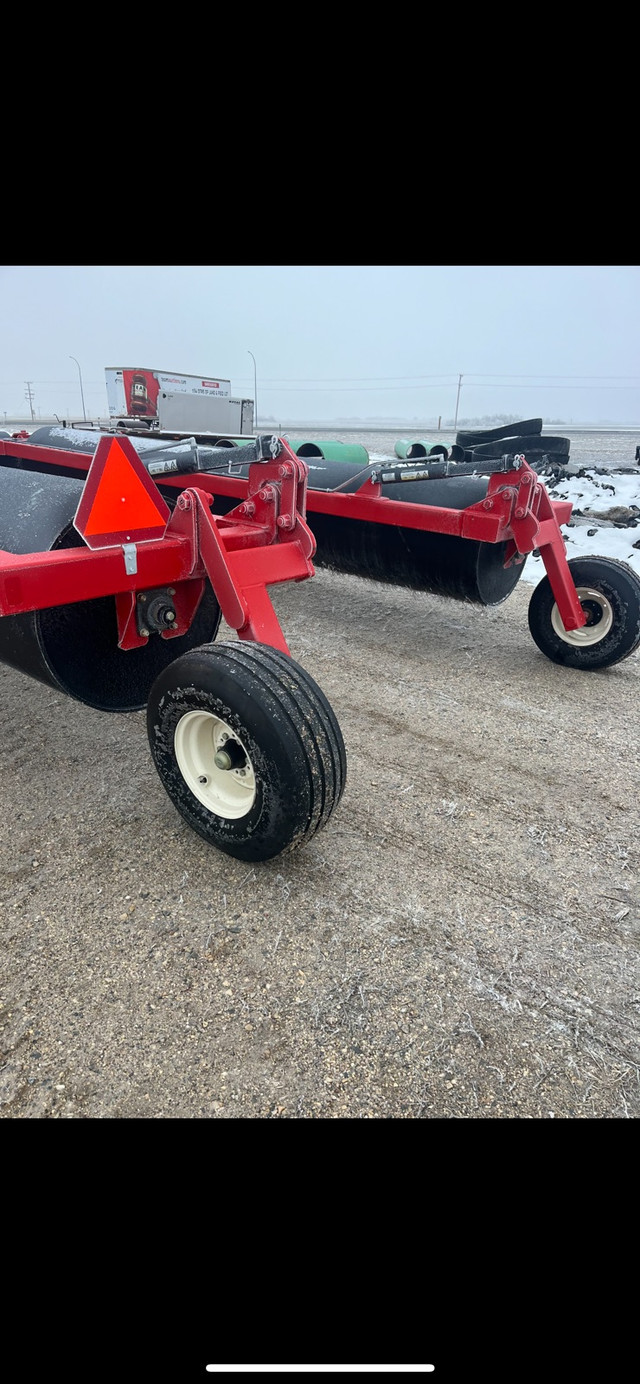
[
  {"x1": 290, "y1": 439, "x2": 370, "y2": 467},
  {"x1": 394, "y1": 438, "x2": 449, "y2": 460}
]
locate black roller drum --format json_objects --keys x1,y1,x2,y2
[{"x1": 212, "y1": 457, "x2": 527, "y2": 606}]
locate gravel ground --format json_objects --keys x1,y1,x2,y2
[{"x1": 1, "y1": 566, "x2": 639, "y2": 1119}]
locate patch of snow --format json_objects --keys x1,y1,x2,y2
[{"x1": 549, "y1": 471, "x2": 640, "y2": 511}]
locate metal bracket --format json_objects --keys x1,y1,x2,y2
[{"x1": 122, "y1": 543, "x2": 137, "y2": 575}]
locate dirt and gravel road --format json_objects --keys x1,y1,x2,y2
[{"x1": 1, "y1": 567, "x2": 639, "y2": 1119}]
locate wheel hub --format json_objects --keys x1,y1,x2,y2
[
  {"x1": 174, "y1": 711, "x2": 256, "y2": 819},
  {"x1": 550, "y1": 586, "x2": 614, "y2": 647}
]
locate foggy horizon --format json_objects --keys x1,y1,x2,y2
[{"x1": 1, "y1": 265, "x2": 638, "y2": 426}]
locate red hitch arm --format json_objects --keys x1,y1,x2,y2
[{"x1": 463, "y1": 458, "x2": 587, "y2": 632}]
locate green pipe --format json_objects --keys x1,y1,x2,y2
[
  {"x1": 394, "y1": 438, "x2": 448, "y2": 460},
  {"x1": 290, "y1": 439, "x2": 370, "y2": 466}
]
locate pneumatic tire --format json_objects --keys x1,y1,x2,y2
[
  {"x1": 147, "y1": 641, "x2": 346, "y2": 861},
  {"x1": 528, "y1": 556, "x2": 640, "y2": 670}
]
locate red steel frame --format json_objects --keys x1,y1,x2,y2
[{"x1": 0, "y1": 437, "x2": 588, "y2": 644}]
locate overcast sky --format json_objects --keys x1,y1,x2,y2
[{"x1": 1, "y1": 265, "x2": 637, "y2": 425}]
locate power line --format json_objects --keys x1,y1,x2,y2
[
  {"x1": 245, "y1": 373, "x2": 457, "y2": 383},
  {"x1": 0, "y1": 379, "x2": 111, "y2": 386},
  {"x1": 463, "y1": 373, "x2": 640, "y2": 380},
  {"x1": 5, "y1": 370, "x2": 640, "y2": 387},
  {"x1": 445, "y1": 383, "x2": 640, "y2": 390},
  {"x1": 253, "y1": 382, "x2": 640, "y2": 393},
  {"x1": 234, "y1": 372, "x2": 640, "y2": 384}
]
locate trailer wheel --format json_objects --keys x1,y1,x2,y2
[
  {"x1": 528, "y1": 557, "x2": 640, "y2": 669},
  {"x1": 147, "y1": 641, "x2": 346, "y2": 861}
]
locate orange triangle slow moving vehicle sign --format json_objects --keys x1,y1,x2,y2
[{"x1": 74, "y1": 435, "x2": 170, "y2": 549}]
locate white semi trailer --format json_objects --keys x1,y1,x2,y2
[{"x1": 105, "y1": 367, "x2": 254, "y2": 434}]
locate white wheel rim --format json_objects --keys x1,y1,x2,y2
[
  {"x1": 551, "y1": 586, "x2": 614, "y2": 647},
  {"x1": 174, "y1": 711, "x2": 256, "y2": 819}
]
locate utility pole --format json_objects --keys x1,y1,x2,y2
[
  {"x1": 248, "y1": 351, "x2": 257, "y2": 431},
  {"x1": 69, "y1": 356, "x2": 87, "y2": 421},
  {"x1": 25, "y1": 382, "x2": 36, "y2": 420},
  {"x1": 453, "y1": 374, "x2": 463, "y2": 433}
]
